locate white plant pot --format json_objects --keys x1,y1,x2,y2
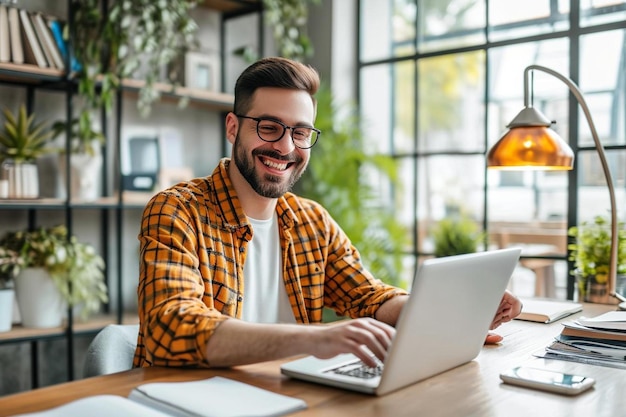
[
  {"x1": 1, "y1": 159, "x2": 39, "y2": 198},
  {"x1": 14, "y1": 268, "x2": 65, "y2": 328},
  {"x1": 0, "y1": 288, "x2": 14, "y2": 332},
  {"x1": 59, "y1": 151, "x2": 103, "y2": 201}
]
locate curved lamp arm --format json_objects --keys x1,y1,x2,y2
[{"x1": 524, "y1": 65, "x2": 618, "y2": 296}]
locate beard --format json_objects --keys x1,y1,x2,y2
[{"x1": 233, "y1": 134, "x2": 306, "y2": 198}]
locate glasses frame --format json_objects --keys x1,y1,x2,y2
[{"x1": 235, "y1": 114, "x2": 321, "y2": 149}]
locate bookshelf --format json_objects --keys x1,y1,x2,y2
[{"x1": 0, "y1": 0, "x2": 262, "y2": 395}]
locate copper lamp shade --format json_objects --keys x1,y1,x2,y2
[{"x1": 487, "y1": 107, "x2": 574, "y2": 171}]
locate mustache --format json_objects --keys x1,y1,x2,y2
[{"x1": 253, "y1": 149, "x2": 301, "y2": 164}]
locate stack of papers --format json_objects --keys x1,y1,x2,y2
[{"x1": 535, "y1": 311, "x2": 626, "y2": 369}]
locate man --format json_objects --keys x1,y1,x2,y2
[{"x1": 134, "y1": 57, "x2": 521, "y2": 370}]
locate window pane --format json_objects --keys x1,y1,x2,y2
[
  {"x1": 581, "y1": 0, "x2": 626, "y2": 26},
  {"x1": 360, "y1": 0, "x2": 416, "y2": 61},
  {"x1": 417, "y1": 0, "x2": 485, "y2": 52},
  {"x1": 417, "y1": 51, "x2": 485, "y2": 152},
  {"x1": 579, "y1": 29, "x2": 626, "y2": 147},
  {"x1": 395, "y1": 156, "x2": 416, "y2": 250},
  {"x1": 394, "y1": 61, "x2": 416, "y2": 153},
  {"x1": 361, "y1": 64, "x2": 393, "y2": 154},
  {"x1": 417, "y1": 155, "x2": 485, "y2": 222},
  {"x1": 488, "y1": 39, "x2": 570, "y2": 149},
  {"x1": 361, "y1": 61, "x2": 417, "y2": 154},
  {"x1": 489, "y1": 0, "x2": 569, "y2": 42},
  {"x1": 488, "y1": 170, "x2": 569, "y2": 222},
  {"x1": 577, "y1": 149, "x2": 626, "y2": 220}
]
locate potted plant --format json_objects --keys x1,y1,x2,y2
[
  {"x1": 0, "y1": 225, "x2": 108, "y2": 328},
  {"x1": 431, "y1": 215, "x2": 484, "y2": 258},
  {"x1": 568, "y1": 215, "x2": 626, "y2": 302},
  {"x1": 51, "y1": 112, "x2": 106, "y2": 201},
  {"x1": 0, "y1": 247, "x2": 21, "y2": 332},
  {"x1": 0, "y1": 105, "x2": 54, "y2": 198}
]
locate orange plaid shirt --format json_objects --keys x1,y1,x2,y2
[{"x1": 133, "y1": 158, "x2": 406, "y2": 368}]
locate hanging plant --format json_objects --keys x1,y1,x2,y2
[
  {"x1": 262, "y1": 0, "x2": 320, "y2": 61},
  {"x1": 70, "y1": 0, "x2": 200, "y2": 118}
]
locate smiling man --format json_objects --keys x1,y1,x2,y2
[{"x1": 133, "y1": 57, "x2": 522, "y2": 370}]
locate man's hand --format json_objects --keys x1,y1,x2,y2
[
  {"x1": 307, "y1": 318, "x2": 395, "y2": 367},
  {"x1": 484, "y1": 290, "x2": 523, "y2": 345}
]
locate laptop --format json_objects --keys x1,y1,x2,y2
[{"x1": 280, "y1": 247, "x2": 522, "y2": 396}]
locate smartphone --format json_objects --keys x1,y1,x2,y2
[{"x1": 500, "y1": 366, "x2": 595, "y2": 396}]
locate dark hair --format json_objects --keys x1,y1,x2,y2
[{"x1": 233, "y1": 57, "x2": 320, "y2": 115}]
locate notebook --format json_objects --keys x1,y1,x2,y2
[
  {"x1": 281, "y1": 247, "x2": 522, "y2": 396},
  {"x1": 515, "y1": 297, "x2": 582, "y2": 323}
]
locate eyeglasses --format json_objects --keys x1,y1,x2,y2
[{"x1": 236, "y1": 114, "x2": 321, "y2": 149}]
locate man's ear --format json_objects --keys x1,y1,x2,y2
[{"x1": 225, "y1": 112, "x2": 238, "y2": 145}]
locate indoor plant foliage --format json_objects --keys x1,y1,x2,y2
[
  {"x1": 71, "y1": 0, "x2": 200, "y2": 118},
  {"x1": 568, "y1": 215, "x2": 626, "y2": 300},
  {"x1": 295, "y1": 84, "x2": 407, "y2": 289},
  {"x1": 263, "y1": 0, "x2": 319, "y2": 60},
  {"x1": 51, "y1": 112, "x2": 105, "y2": 157},
  {"x1": 0, "y1": 105, "x2": 53, "y2": 163},
  {"x1": 0, "y1": 225, "x2": 108, "y2": 319},
  {"x1": 431, "y1": 215, "x2": 483, "y2": 258}
]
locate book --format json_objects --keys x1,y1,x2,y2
[
  {"x1": 538, "y1": 337, "x2": 626, "y2": 370},
  {"x1": 46, "y1": 17, "x2": 81, "y2": 73},
  {"x1": 12, "y1": 376, "x2": 308, "y2": 417},
  {"x1": 7, "y1": 6, "x2": 22, "y2": 64},
  {"x1": 19, "y1": 8, "x2": 47, "y2": 67},
  {"x1": 0, "y1": 5, "x2": 9, "y2": 62},
  {"x1": 577, "y1": 311, "x2": 626, "y2": 331},
  {"x1": 561, "y1": 320, "x2": 626, "y2": 342},
  {"x1": 31, "y1": 12, "x2": 64, "y2": 70},
  {"x1": 515, "y1": 297, "x2": 582, "y2": 323}
]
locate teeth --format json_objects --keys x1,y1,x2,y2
[{"x1": 263, "y1": 159, "x2": 288, "y2": 170}]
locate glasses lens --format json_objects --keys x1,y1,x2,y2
[
  {"x1": 256, "y1": 119, "x2": 284, "y2": 142},
  {"x1": 255, "y1": 118, "x2": 319, "y2": 149},
  {"x1": 292, "y1": 127, "x2": 315, "y2": 148}
]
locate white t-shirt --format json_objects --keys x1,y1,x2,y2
[{"x1": 242, "y1": 214, "x2": 296, "y2": 324}]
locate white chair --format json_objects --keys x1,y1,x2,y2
[{"x1": 83, "y1": 324, "x2": 139, "y2": 378}]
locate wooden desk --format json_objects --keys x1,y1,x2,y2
[{"x1": 0, "y1": 304, "x2": 623, "y2": 417}]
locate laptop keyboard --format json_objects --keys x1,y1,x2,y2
[{"x1": 326, "y1": 360, "x2": 384, "y2": 379}]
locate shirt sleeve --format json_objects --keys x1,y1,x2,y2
[
  {"x1": 321, "y1": 211, "x2": 408, "y2": 319},
  {"x1": 134, "y1": 189, "x2": 228, "y2": 368}
]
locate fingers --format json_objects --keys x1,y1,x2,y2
[
  {"x1": 484, "y1": 331, "x2": 503, "y2": 345},
  {"x1": 346, "y1": 319, "x2": 394, "y2": 366},
  {"x1": 310, "y1": 318, "x2": 396, "y2": 367},
  {"x1": 490, "y1": 290, "x2": 523, "y2": 330}
]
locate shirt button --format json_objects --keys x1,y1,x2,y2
[
  {"x1": 239, "y1": 247, "x2": 245, "y2": 253},
  {"x1": 237, "y1": 295, "x2": 243, "y2": 301}
]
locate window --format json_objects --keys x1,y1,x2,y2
[{"x1": 358, "y1": 0, "x2": 626, "y2": 299}]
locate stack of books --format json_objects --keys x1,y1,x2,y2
[
  {"x1": 0, "y1": 4, "x2": 67, "y2": 70},
  {"x1": 539, "y1": 311, "x2": 626, "y2": 369}
]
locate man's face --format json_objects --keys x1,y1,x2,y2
[{"x1": 229, "y1": 88, "x2": 316, "y2": 199}]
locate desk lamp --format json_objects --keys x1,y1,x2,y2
[{"x1": 487, "y1": 64, "x2": 618, "y2": 304}]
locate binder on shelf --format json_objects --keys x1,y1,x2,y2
[
  {"x1": 7, "y1": 6, "x2": 22, "y2": 64},
  {"x1": 19, "y1": 8, "x2": 48, "y2": 68},
  {"x1": 32, "y1": 12, "x2": 64, "y2": 70},
  {"x1": 0, "y1": 5, "x2": 10, "y2": 62}
]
